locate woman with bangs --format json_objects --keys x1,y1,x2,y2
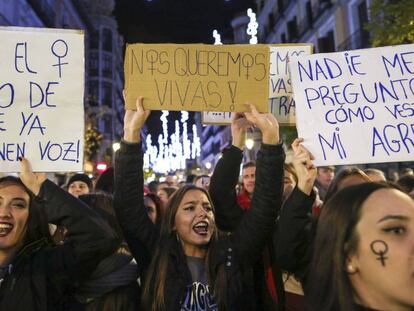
[{"x1": 114, "y1": 97, "x2": 285, "y2": 311}]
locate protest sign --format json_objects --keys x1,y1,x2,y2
[
  {"x1": 202, "y1": 44, "x2": 313, "y2": 125},
  {"x1": 0, "y1": 27, "x2": 84, "y2": 172},
  {"x1": 124, "y1": 43, "x2": 269, "y2": 112},
  {"x1": 289, "y1": 43, "x2": 414, "y2": 166}
]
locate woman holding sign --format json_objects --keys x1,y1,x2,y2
[
  {"x1": 306, "y1": 182, "x2": 414, "y2": 311},
  {"x1": 0, "y1": 161, "x2": 119, "y2": 310},
  {"x1": 114, "y1": 97, "x2": 284, "y2": 310}
]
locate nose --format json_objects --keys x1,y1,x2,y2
[{"x1": 0, "y1": 204, "x2": 11, "y2": 218}]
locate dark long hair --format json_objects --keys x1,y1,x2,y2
[
  {"x1": 0, "y1": 176, "x2": 52, "y2": 248},
  {"x1": 142, "y1": 184, "x2": 225, "y2": 311},
  {"x1": 305, "y1": 182, "x2": 397, "y2": 311}
]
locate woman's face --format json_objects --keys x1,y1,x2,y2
[
  {"x1": 157, "y1": 189, "x2": 169, "y2": 205},
  {"x1": 174, "y1": 190, "x2": 215, "y2": 257},
  {"x1": 144, "y1": 196, "x2": 157, "y2": 225},
  {"x1": 0, "y1": 183, "x2": 30, "y2": 258},
  {"x1": 347, "y1": 188, "x2": 414, "y2": 310}
]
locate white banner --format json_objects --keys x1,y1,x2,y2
[
  {"x1": 290, "y1": 43, "x2": 414, "y2": 166},
  {"x1": 0, "y1": 27, "x2": 85, "y2": 172}
]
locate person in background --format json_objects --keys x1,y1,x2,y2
[
  {"x1": 283, "y1": 163, "x2": 298, "y2": 202},
  {"x1": 147, "y1": 180, "x2": 159, "y2": 194},
  {"x1": 397, "y1": 174, "x2": 414, "y2": 199},
  {"x1": 95, "y1": 167, "x2": 114, "y2": 194},
  {"x1": 237, "y1": 161, "x2": 256, "y2": 210},
  {"x1": 363, "y1": 168, "x2": 386, "y2": 182},
  {"x1": 157, "y1": 181, "x2": 170, "y2": 191},
  {"x1": 67, "y1": 173, "x2": 93, "y2": 198},
  {"x1": 324, "y1": 167, "x2": 371, "y2": 203},
  {"x1": 157, "y1": 186, "x2": 177, "y2": 207},
  {"x1": 306, "y1": 182, "x2": 414, "y2": 311},
  {"x1": 193, "y1": 174, "x2": 211, "y2": 190},
  {"x1": 76, "y1": 193, "x2": 140, "y2": 311},
  {"x1": 314, "y1": 166, "x2": 335, "y2": 201},
  {"x1": 401, "y1": 167, "x2": 413, "y2": 176},
  {"x1": 0, "y1": 160, "x2": 119, "y2": 310}
]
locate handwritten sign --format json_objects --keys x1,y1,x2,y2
[
  {"x1": 289, "y1": 43, "x2": 414, "y2": 166},
  {"x1": 0, "y1": 27, "x2": 84, "y2": 172},
  {"x1": 124, "y1": 43, "x2": 269, "y2": 112},
  {"x1": 202, "y1": 44, "x2": 313, "y2": 125}
]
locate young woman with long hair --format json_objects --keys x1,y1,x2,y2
[
  {"x1": 114, "y1": 97, "x2": 284, "y2": 311},
  {"x1": 306, "y1": 182, "x2": 414, "y2": 311},
  {"x1": 0, "y1": 159, "x2": 119, "y2": 310}
]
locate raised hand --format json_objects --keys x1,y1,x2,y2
[
  {"x1": 19, "y1": 158, "x2": 47, "y2": 196},
  {"x1": 291, "y1": 138, "x2": 317, "y2": 195},
  {"x1": 123, "y1": 96, "x2": 151, "y2": 143},
  {"x1": 231, "y1": 112, "x2": 251, "y2": 149},
  {"x1": 244, "y1": 103, "x2": 279, "y2": 145}
]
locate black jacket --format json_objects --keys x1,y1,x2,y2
[
  {"x1": 209, "y1": 145, "x2": 315, "y2": 310},
  {"x1": 0, "y1": 180, "x2": 120, "y2": 310},
  {"x1": 113, "y1": 141, "x2": 285, "y2": 311}
]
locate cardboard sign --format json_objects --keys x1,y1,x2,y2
[
  {"x1": 0, "y1": 27, "x2": 84, "y2": 172},
  {"x1": 289, "y1": 43, "x2": 414, "y2": 166},
  {"x1": 124, "y1": 43, "x2": 269, "y2": 112},
  {"x1": 202, "y1": 44, "x2": 313, "y2": 125}
]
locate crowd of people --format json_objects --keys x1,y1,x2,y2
[{"x1": 0, "y1": 96, "x2": 413, "y2": 310}]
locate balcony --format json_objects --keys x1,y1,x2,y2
[{"x1": 337, "y1": 28, "x2": 371, "y2": 51}]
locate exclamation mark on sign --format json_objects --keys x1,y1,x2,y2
[{"x1": 228, "y1": 81, "x2": 237, "y2": 111}]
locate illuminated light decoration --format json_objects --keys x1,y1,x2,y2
[
  {"x1": 205, "y1": 162, "x2": 212, "y2": 170},
  {"x1": 143, "y1": 111, "x2": 201, "y2": 174},
  {"x1": 246, "y1": 8, "x2": 258, "y2": 44},
  {"x1": 212, "y1": 29, "x2": 222, "y2": 45},
  {"x1": 112, "y1": 142, "x2": 120, "y2": 152}
]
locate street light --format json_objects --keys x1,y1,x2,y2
[
  {"x1": 112, "y1": 142, "x2": 120, "y2": 152},
  {"x1": 245, "y1": 138, "x2": 254, "y2": 150}
]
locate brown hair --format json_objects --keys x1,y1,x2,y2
[
  {"x1": 324, "y1": 167, "x2": 371, "y2": 203},
  {"x1": 142, "y1": 184, "x2": 222, "y2": 311},
  {"x1": 306, "y1": 182, "x2": 398, "y2": 311}
]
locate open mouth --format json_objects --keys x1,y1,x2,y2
[
  {"x1": 193, "y1": 221, "x2": 209, "y2": 236},
  {"x1": 0, "y1": 223, "x2": 13, "y2": 237}
]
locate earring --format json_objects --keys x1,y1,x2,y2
[{"x1": 347, "y1": 264, "x2": 356, "y2": 274}]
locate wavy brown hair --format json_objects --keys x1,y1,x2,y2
[{"x1": 142, "y1": 184, "x2": 225, "y2": 311}]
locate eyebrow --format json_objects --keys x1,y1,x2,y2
[{"x1": 377, "y1": 215, "x2": 409, "y2": 223}]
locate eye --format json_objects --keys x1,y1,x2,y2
[
  {"x1": 12, "y1": 202, "x2": 27, "y2": 209},
  {"x1": 184, "y1": 205, "x2": 195, "y2": 211},
  {"x1": 383, "y1": 226, "x2": 406, "y2": 235}
]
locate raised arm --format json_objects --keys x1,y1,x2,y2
[
  {"x1": 229, "y1": 104, "x2": 285, "y2": 264},
  {"x1": 19, "y1": 159, "x2": 120, "y2": 283},
  {"x1": 113, "y1": 97, "x2": 158, "y2": 264},
  {"x1": 209, "y1": 113, "x2": 250, "y2": 231},
  {"x1": 276, "y1": 138, "x2": 317, "y2": 280}
]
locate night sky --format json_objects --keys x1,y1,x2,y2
[{"x1": 113, "y1": 0, "x2": 255, "y2": 137}]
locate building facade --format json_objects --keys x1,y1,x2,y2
[{"x1": 0, "y1": 0, "x2": 124, "y2": 171}]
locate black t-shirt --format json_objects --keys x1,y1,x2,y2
[{"x1": 180, "y1": 256, "x2": 218, "y2": 311}]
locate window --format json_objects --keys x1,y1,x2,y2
[
  {"x1": 102, "y1": 82, "x2": 112, "y2": 107},
  {"x1": 102, "y1": 55, "x2": 112, "y2": 78},
  {"x1": 88, "y1": 81, "x2": 99, "y2": 107},
  {"x1": 102, "y1": 28, "x2": 112, "y2": 52}
]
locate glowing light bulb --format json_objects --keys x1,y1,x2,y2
[
  {"x1": 247, "y1": 8, "x2": 258, "y2": 44},
  {"x1": 213, "y1": 29, "x2": 222, "y2": 45}
]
